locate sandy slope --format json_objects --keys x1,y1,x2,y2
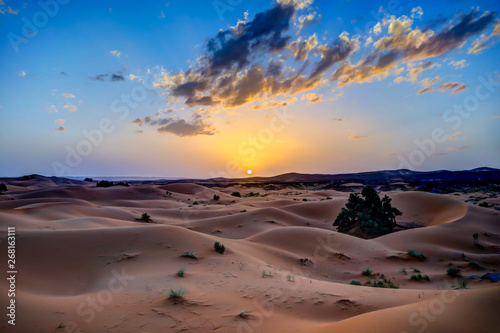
[{"x1": 0, "y1": 180, "x2": 499, "y2": 332}]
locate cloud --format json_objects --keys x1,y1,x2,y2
[
  {"x1": 289, "y1": 34, "x2": 318, "y2": 61},
  {"x1": 417, "y1": 82, "x2": 467, "y2": 95},
  {"x1": 149, "y1": 3, "x2": 359, "y2": 110},
  {"x1": 63, "y1": 104, "x2": 78, "y2": 112},
  {"x1": 349, "y1": 135, "x2": 369, "y2": 140},
  {"x1": 447, "y1": 131, "x2": 465, "y2": 141},
  {"x1": 135, "y1": 130, "x2": 143, "y2": 134},
  {"x1": 90, "y1": 73, "x2": 125, "y2": 82},
  {"x1": 204, "y1": 3, "x2": 296, "y2": 76},
  {"x1": 55, "y1": 119, "x2": 65, "y2": 125},
  {"x1": 60, "y1": 72, "x2": 69, "y2": 76},
  {"x1": 437, "y1": 82, "x2": 467, "y2": 93},
  {"x1": 159, "y1": 11, "x2": 165, "y2": 19},
  {"x1": 394, "y1": 61, "x2": 437, "y2": 83},
  {"x1": 448, "y1": 59, "x2": 468, "y2": 69},
  {"x1": 276, "y1": 0, "x2": 313, "y2": 10},
  {"x1": 132, "y1": 118, "x2": 143, "y2": 126},
  {"x1": 416, "y1": 86, "x2": 434, "y2": 95},
  {"x1": 131, "y1": 112, "x2": 215, "y2": 137},
  {"x1": 334, "y1": 10, "x2": 496, "y2": 88},
  {"x1": 377, "y1": 11, "x2": 495, "y2": 61},
  {"x1": 156, "y1": 113, "x2": 215, "y2": 137},
  {"x1": 411, "y1": 6, "x2": 423, "y2": 19},
  {"x1": 63, "y1": 93, "x2": 75, "y2": 98},
  {"x1": 301, "y1": 93, "x2": 322, "y2": 103},
  {"x1": 371, "y1": 22, "x2": 382, "y2": 35},
  {"x1": 448, "y1": 146, "x2": 469, "y2": 152},
  {"x1": 3, "y1": 7, "x2": 19, "y2": 15},
  {"x1": 54, "y1": 126, "x2": 66, "y2": 132},
  {"x1": 420, "y1": 75, "x2": 440, "y2": 87},
  {"x1": 252, "y1": 97, "x2": 297, "y2": 110},
  {"x1": 296, "y1": 11, "x2": 321, "y2": 30},
  {"x1": 330, "y1": 118, "x2": 342, "y2": 121},
  {"x1": 110, "y1": 50, "x2": 121, "y2": 57},
  {"x1": 468, "y1": 23, "x2": 500, "y2": 54},
  {"x1": 309, "y1": 33, "x2": 358, "y2": 80}
]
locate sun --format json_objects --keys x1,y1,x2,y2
[{"x1": 247, "y1": 169, "x2": 252, "y2": 175}]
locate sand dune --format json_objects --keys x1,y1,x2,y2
[{"x1": 0, "y1": 181, "x2": 499, "y2": 332}]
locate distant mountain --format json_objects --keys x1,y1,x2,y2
[
  {"x1": 1, "y1": 167, "x2": 499, "y2": 187},
  {"x1": 170, "y1": 167, "x2": 500, "y2": 185}
]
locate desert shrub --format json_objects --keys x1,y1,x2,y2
[
  {"x1": 408, "y1": 249, "x2": 427, "y2": 261},
  {"x1": 231, "y1": 192, "x2": 241, "y2": 197},
  {"x1": 136, "y1": 213, "x2": 152, "y2": 222},
  {"x1": 96, "y1": 180, "x2": 114, "y2": 188},
  {"x1": 262, "y1": 270, "x2": 272, "y2": 278},
  {"x1": 0, "y1": 183, "x2": 7, "y2": 192},
  {"x1": 83, "y1": 178, "x2": 93, "y2": 182},
  {"x1": 286, "y1": 274, "x2": 295, "y2": 282},
  {"x1": 362, "y1": 269, "x2": 373, "y2": 276},
  {"x1": 447, "y1": 267, "x2": 461, "y2": 277},
  {"x1": 468, "y1": 260, "x2": 484, "y2": 270},
  {"x1": 238, "y1": 310, "x2": 251, "y2": 318},
  {"x1": 302, "y1": 198, "x2": 308, "y2": 201},
  {"x1": 350, "y1": 280, "x2": 362, "y2": 285},
  {"x1": 181, "y1": 252, "x2": 196, "y2": 259},
  {"x1": 177, "y1": 269, "x2": 185, "y2": 277},
  {"x1": 411, "y1": 274, "x2": 430, "y2": 281},
  {"x1": 478, "y1": 202, "x2": 490, "y2": 207},
  {"x1": 214, "y1": 241, "x2": 225, "y2": 254},
  {"x1": 333, "y1": 185, "x2": 402, "y2": 235},
  {"x1": 193, "y1": 201, "x2": 199, "y2": 205},
  {"x1": 213, "y1": 194, "x2": 220, "y2": 201},
  {"x1": 168, "y1": 288, "x2": 186, "y2": 301}
]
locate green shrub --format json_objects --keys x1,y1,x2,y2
[
  {"x1": 286, "y1": 274, "x2": 295, "y2": 282},
  {"x1": 231, "y1": 192, "x2": 241, "y2": 197},
  {"x1": 447, "y1": 267, "x2": 461, "y2": 277},
  {"x1": 136, "y1": 213, "x2": 152, "y2": 222},
  {"x1": 193, "y1": 201, "x2": 199, "y2": 205},
  {"x1": 408, "y1": 249, "x2": 427, "y2": 261},
  {"x1": 213, "y1": 194, "x2": 220, "y2": 201},
  {"x1": 177, "y1": 269, "x2": 185, "y2": 277},
  {"x1": 350, "y1": 280, "x2": 362, "y2": 286},
  {"x1": 361, "y1": 269, "x2": 373, "y2": 276},
  {"x1": 168, "y1": 287, "x2": 186, "y2": 301},
  {"x1": 411, "y1": 274, "x2": 430, "y2": 281},
  {"x1": 238, "y1": 310, "x2": 251, "y2": 319},
  {"x1": 214, "y1": 241, "x2": 225, "y2": 254},
  {"x1": 262, "y1": 270, "x2": 272, "y2": 278},
  {"x1": 180, "y1": 251, "x2": 196, "y2": 259},
  {"x1": 333, "y1": 186, "x2": 402, "y2": 235}
]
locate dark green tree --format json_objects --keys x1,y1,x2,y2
[{"x1": 333, "y1": 185, "x2": 402, "y2": 236}]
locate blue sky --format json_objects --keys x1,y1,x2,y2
[{"x1": 1, "y1": 0, "x2": 499, "y2": 178}]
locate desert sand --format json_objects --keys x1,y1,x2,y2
[{"x1": 1, "y1": 176, "x2": 499, "y2": 333}]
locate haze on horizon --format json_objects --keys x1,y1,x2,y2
[{"x1": 1, "y1": 0, "x2": 499, "y2": 178}]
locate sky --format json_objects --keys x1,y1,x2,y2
[{"x1": 1, "y1": 0, "x2": 499, "y2": 178}]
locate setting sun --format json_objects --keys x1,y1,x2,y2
[{"x1": 247, "y1": 170, "x2": 252, "y2": 175}]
